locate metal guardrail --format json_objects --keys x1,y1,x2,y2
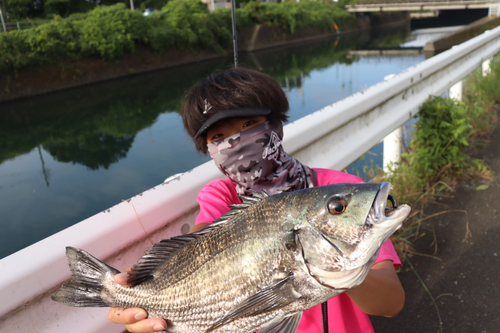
[
  {"x1": 4, "y1": 21, "x2": 34, "y2": 31},
  {"x1": 0, "y1": 16, "x2": 83, "y2": 33},
  {"x1": 285, "y1": 27, "x2": 500, "y2": 170},
  {"x1": 0, "y1": 26, "x2": 500, "y2": 333}
]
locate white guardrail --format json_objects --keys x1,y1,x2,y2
[{"x1": 1, "y1": 26, "x2": 500, "y2": 332}]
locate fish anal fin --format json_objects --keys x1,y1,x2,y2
[
  {"x1": 207, "y1": 273, "x2": 300, "y2": 332},
  {"x1": 259, "y1": 312, "x2": 303, "y2": 333}
]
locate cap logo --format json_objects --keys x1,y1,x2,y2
[{"x1": 203, "y1": 99, "x2": 212, "y2": 114}]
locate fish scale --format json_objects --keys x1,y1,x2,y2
[{"x1": 52, "y1": 182, "x2": 411, "y2": 333}]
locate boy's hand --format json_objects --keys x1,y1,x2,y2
[{"x1": 108, "y1": 272, "x2": 167, "y2": 332}]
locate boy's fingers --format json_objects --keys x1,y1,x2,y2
[
  {"x1": 114, "y1": 272, "x2": 129, "y2": 286},
  {"x1": 126, "y1": 319, "x2": 168, "y2": 332},
  {"x1": 108, "y1": 307, "x2": 147, "y2": 325}
]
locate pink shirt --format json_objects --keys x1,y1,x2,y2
[{"x1": 195, "y1": 168, "x2": 401, "y2": 333}]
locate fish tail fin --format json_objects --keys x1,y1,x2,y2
[{"x1": 52, "y1": 246, "x2": 120, "y2": 307}]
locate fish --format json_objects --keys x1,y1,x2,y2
[{"x1": 52, "y1": 181, "x2": 411, "y2": 333}]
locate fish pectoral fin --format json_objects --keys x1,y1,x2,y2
[
  {"x1": 208, "y1": 273, "x2": 300, "y2": 331},
  {"x1": 259, "y1": 312, "x2": 303, "y2": 333}
]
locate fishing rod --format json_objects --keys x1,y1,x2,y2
[
  {"x1": 0, "y1": 3, "x2": 7, "y2": 33},
  {"x1": 230, "y1": 0, "x2": 238, "y2": 67}
]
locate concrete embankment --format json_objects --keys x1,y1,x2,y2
[
  {"x1": 0, "y1": 12, "x2": 409, "y2": 104},
  {"x1": 424, "y1": 15, "x2": 500, "y2": 57}
]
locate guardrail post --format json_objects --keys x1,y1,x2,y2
[
  {"x1": 383, "y1": 128, "x2": 402, "y2": 174},
  {"x1": 382, "y1": 73, "x2": 401, "y2": 174},
  {"x1": 482, "y1": 58, "x2": 492, "y2": 76},
  {"x1": 449, "y1": 80, "x2": 463, "y2": 101}
]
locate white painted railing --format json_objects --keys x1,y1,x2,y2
[{"x1": 1, "y1": 26, "x2": 500, "y2": 333}]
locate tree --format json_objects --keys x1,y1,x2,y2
[
  {"x1": 7, "y1": 0, "x2": 42, "y2": 19},
  {"x1": 45, "y1": 0, "x2": 69, "y2": 16}
]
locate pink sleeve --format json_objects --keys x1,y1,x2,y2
[
  {"x1": 195, "y1": 179, "x2": 240, "y2": 225},
  {"x1": 314, "y1": 168, "x2": 364, "y2": 186},
  {"x1": 375, "y1": 239, "x2": 401, "y2": 268}
]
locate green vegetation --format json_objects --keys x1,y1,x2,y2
[
  {"x1": 244, "y1": 0, "x2": 352, "y2": 33},
  {"x1": 352, "y1": 0, "x2": 403, "y2": 4},
  {"x1": 0, "y1": 0, "x2": 354, "y2": 74},
  {"x1": 371, "y1": 59, "x2": 500, "y2": 259}
]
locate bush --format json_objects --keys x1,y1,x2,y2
[
  {"x1": 75, "y1": 4, "x2": 147, "y2": 60},
  {"x1": 146, "y1": 0, "x2": 232, "y2": 52},
  {"x1": 463, "y1": 60, "x2": 500, "y2": 139},
  {"x1": 0, "y1": 4, "x2": 147, "y2": 71},
  {"x1": 0, "y1": 0, "x2": 354, "y2": 73},
  {"x1": 243, "y1": 0, "x2": 353, "y2": 33},
  {"x1": 408, "y1": 97, "x2": 471, "y2": 181}
]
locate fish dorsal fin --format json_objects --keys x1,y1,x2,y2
[
  {"x1": 210, "y1": 190, "x2": 268, "y2": 225},
  {"x1": 259, "y1": 312, "x2": 303, "y2": 333},
  {"x1": 126, "y1": 191, "x2": 268, "y2": 286},
  {"x1": 207, "y1": 273, "x2": 300, "y2": 332},
  {"x1": 126, "y1": 235, "x2": 202, "y2": 286}
]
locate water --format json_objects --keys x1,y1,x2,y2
[{"x1": 0, "y1": 27, "x2": 428, "y2": 259}]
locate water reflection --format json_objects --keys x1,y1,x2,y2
[
  {"x1": 0, "y1": 26, "x2": 424, "y2": 258},
  {"x1": 0, "y1": 28, "x2": 401, "y2": 170},
  {"x1": 0, "y1": 59, "x2": 226, "y2": 170}
]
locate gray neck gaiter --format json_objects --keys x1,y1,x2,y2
[{"x1": 207, "y1": 121, "x2": 315, "y2": 196}]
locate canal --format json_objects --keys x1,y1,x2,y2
[{"x1": 0, "y1": 26, "x2": 428, "y2": 259}]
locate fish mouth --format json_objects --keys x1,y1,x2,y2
[
  {"x1": 371, "y1": 181, "x2": 411, "y2": 227},
  {"x1": 384, "y1": 194, "x2": 398, "y2": 217}
]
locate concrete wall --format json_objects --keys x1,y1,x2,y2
[{"x1": 424, "y1": 15, "x2": 500, "y2": 56}]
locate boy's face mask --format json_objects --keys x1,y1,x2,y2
[{"x1": 207, "y1": 121, "x2": 315, "y2": 196}]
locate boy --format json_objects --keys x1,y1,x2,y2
[{"x1": 109, "y1": 68, "x2": 404, "y2": 332}]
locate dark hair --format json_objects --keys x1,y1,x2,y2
[{"x1": 182, "y1": 67, "x2": 289, "y2": 154}]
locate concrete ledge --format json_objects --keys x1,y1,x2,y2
[{"x1": 424, "y1": 16, "x2": 500, "y2": 56}]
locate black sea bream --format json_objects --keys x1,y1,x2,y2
[{"x1": 52, "y1": 182, "x2": 411, "y2": 333}]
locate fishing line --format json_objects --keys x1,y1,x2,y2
[{"x1": 123, "y1": 199, "x2": 154, "y2": 245}]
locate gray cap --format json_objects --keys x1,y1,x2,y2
[{"x1": 194, "y1": 107, "x2": 271, "y2": 139}]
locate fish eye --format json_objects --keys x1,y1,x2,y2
[{"x1": 327, "y1": 197, "x2": 347, "y2": 215}]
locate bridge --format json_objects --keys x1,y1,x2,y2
[{"x1": 346, "y1": 0, "x2": 500, "y2": 13}]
